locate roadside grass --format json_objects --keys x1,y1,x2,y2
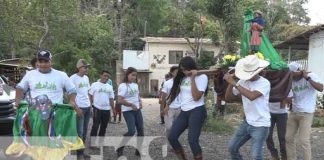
[
  {"x1": 203, "y1": 85, "x2": 242, "y2": 135},
  {"x1": 312, "y1": 115, "x2": 324, "y2": 127}
]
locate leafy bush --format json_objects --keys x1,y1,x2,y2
[{"x1": 316, "y1": 94, "x2": 324, "y2": 109}]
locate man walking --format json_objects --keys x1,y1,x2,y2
[
  {"x1": 13, "y1": 49, "x2": 83, "y2": 160},
  {"x1": 286, "y1": 62, "x2": 323, "y2": 160},
  {"x1": 15, "y1": 50, "x2": 82, "y2": 116},
  {"x1": 225, "y1": 55, "x2": 271, "y2": 160},
  {"x1": 89, "y1": 71, "x2": 115, "y2": 147},
  {"x1": 70, "y1": 59, "x2": 91, "y2": 159},
  {"x1": 266, "y1": 90, "x2": 292, "y2": 160}
]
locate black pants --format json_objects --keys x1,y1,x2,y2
[
  {"x1": 90, "y1": 107, "x2": 111, "y2": 137},
  {"x1": 266, "y1": 113, "x2": 287, "y2": 158}
]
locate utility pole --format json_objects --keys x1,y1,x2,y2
[
  {"x1": 144, "y1": 20, "x2": 147, "y2": 38},
  {"x1": 114, "y1": 0, "x2": 123, "y2": 60}
]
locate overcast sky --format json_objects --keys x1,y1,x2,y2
[{"x1": 304, "y1": 0, "x2": 324, "y2": 25}]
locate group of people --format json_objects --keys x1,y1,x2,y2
[
  {"x1": 15, "y1": 50, "x2": 209, "y2": 160},
  {"x1": 223, "y1": 55, "x2": 323, "y2": 160},
  {"x1": 158, "y1": 54, "x2": 322, "y2": 160},
  {"x1": 13, "y1": 49, "x2": 323, "y2": 160},
  {"x1": 14, "y1": 49, "x2": 144, "y2": 159}
]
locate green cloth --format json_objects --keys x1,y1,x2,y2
[
  {"x1": 12, "y1": 102, "x2": 80, "y2": 147},
  {"x1": 6, "y1": 102, "x2": 83, "y2": 160},
  {"x1": 240, "y1": 9, "x2": 287, "y2": 70}
]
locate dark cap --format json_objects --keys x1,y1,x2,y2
[{"x1": 37, "y1": 50, "x2": 52, "y2": 61}]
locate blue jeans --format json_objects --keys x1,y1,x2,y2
[
  {"x1": 123, "y1": 110, "x2": 144, "y2": 136},
  {"x1": 76, "y1": 107, "x2": 91, "y2": 155},
  {"x1": 228, "y1": 120, "x2": 269, "y2": 160},
  {"x1": 77, "y1": 107, "x2": 91, "y2": 141},
  {"x1": 168, "y1": 105, "x2": 207, "y2": 156},
  {"x1": 118, "y1": 110, "x2": 144, "y2": 151}
]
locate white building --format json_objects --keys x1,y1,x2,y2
[
  {"x1": 119, "y1": 37, "x2": 220, "y2": 96},
  {"x1": 276, "y1": 24, "x2": 324, "y2": 82}
]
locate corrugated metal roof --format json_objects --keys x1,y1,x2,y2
[
  {"x1": 140, "y1": 37, "x2": 215, "y2": 44},
  {"x1": 0, "y1": 63, "x2": 31, "y2": 69},
  {"x1": 0, "y1": 58, "x2": 21, "y2": 62},
  {"x1": 275, "y1": 24, "x2": 324, "y2": 50}
]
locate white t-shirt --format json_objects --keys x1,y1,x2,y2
[
  {"x1": 269, "y1": 90, "x2": 293, "y2": 114},
  {"x1": 89, "y1": 82, "x2": 114, "y2": 110},
  {"x1": 70, "y1": 74, "x2": 91, "y2": 108},
  {"x1": 17, "y1": 69, "x2": 76, "y2": 104},
  {"x1": 179, "y1": 74, "x2": 208, "y2": 111},
  {"x1": 161, "y1": 78, "x2": 180, "y2": 109},
  {"x1": 291, "y1": 72, "x2": 322, "y2": 113},
  {"x1": 233, "y1": 76, "x2": 271, "y2": 127},
  {"x1": 118, "y1": 83, "x2": 140, "y2": 112}
]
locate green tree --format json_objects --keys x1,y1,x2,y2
[
  {"x1": 207, "y1": 0, "x2": 241, "y2": 54},
  {"x1": 197, "y1": 50, "x2": 216, "y2": 69}
]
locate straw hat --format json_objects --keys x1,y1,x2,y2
[
  {"x1": 254, "y1": 10, "x2": 263, "y2": 16},
  {"x1": 76, "y1": 59, "x2": 91, "y2": 68},
  {"x1": 235, "y1": 55, "x2": 269, "y2": 80}
]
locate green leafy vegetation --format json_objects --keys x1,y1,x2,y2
[{"x1": 0, "y1": 0, "x2": 311, "y2": 75}]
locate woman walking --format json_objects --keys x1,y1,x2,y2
[
  {"x1": 116, "y1": 67, "x2": 144, "y2": 157},
  {"x1": 167, "y1": 56, "x2": 208, "y2": 160}
]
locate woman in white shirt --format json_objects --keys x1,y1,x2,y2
[
  {"x1": 116, "y1": 67, "x2": 144, "y2": 157},
  {"x1": 167, "y1": 56, "x2": 208, "y2": 160}
]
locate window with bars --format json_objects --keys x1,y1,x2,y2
[{"x1": 169, "y1": 50, "x2": 183, "y2": 64}]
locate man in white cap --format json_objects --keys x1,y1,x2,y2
[
  {"x1": 286, "y1": 62, "x2": 323, "y2": 160},
  {"x1": 224, "y1": 55, "x2": 270, "y2": 160},
  {"x1": 70, "y1": 59, "x2": 91, "y2": 159}
]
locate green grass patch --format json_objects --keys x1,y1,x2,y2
[
  {"x1": 312, "y1": 116, "x2": 324, "y2": 127},
  {"x1": 203, "y1": 116, "x2": 234, "y2": 135}
]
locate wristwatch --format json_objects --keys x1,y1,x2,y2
[{"x1": 306, "y1": 77, "x2": 311, "y2": 81}]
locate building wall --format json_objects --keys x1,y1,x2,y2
[
  {"x1": 122, "y1": 50, "x2": 149, "y2": 70},
  {"x1": 308, "y1": 30, "x2": 324, "y2": 82},
  {"x1": 116, "y1": 60, "x2": 150, "y2": 96},
  {"x1": 146, "y1": 42, "x2": 219, "y2": 93}
]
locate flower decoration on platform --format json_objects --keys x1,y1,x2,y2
[
  {"x1": 255, "y1": 52, "x2": 265, "y2": 60},
  {"x1": 222, "y1": 54, "x2": 240, "y2": 69}
]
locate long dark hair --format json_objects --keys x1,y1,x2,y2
[
  {"x1": 123, "y1": 67, "x2": 137, "y2": 83},
  {"x1": 167, "y1": 56, "x2": 198, "y2": 104}
]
